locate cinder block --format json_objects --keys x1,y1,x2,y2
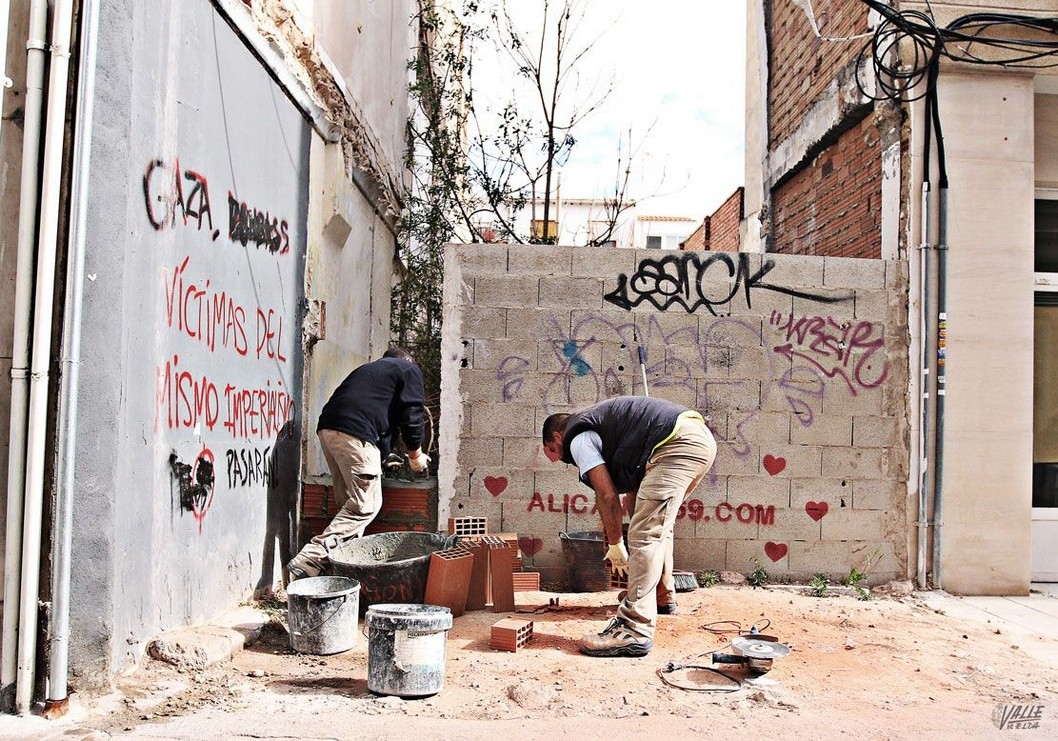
[
  {"x1": 508, "y1": 245, "x2": 572, "y2": 276},
  {"x1": 823, "y1": 386, "x2": 883, "y2": 416},
  {"x1": 853, "y1": 289, "x2": 890, "y2": 320},
  {"x1": 764, "y1": 253, "x2": 825, "y2": 287},
  {"x1": 734, "y1": 411, "x2": 792, "y2": 447},
  {"x1": 448, "y1": 517, "x2": 488, "y2": 536},
  {"x1": 758, "y1": 507, "x2": 823, "y2": 541},
  {"x1": 672, "y1": 537, "x2": 726, "y2": 573},
  {"x1": 852, "y1": 416, "x2": 901, "y2": 447},
  {"x1": 727, "y1": 538, "x2": 788, "y2": 572},
  {"x1": 474, "y1": 339, "x2": 538, "y2": 373},
  {"x1": 470, "y1": 468, "x2": 533, "y2": 502},
  {"x1": 789, "y1": 292, "x2": 856, "y2": 322},
  {"x1": 823, "y1": 256, "x2": 886, "y2": 289},
  {"x1": 538, "y1": 337, "x2": 603, "y2": 374},
  {"x1": 503, "y1": 436, "x2": 548, "y2": 469},
  {"x1": 424, "y1": 547, "x2": 475, "y2": 617},
  {"x1": 852, "y1": 479, "x2": 904, "y2": 510},
  {"x1": 726, "y1": 475, "x2": 791, "y2": 508},
  {"x1": 460, "y1": 435, "x2": 505, "y2": 467},
  {"x1": 725, "y1": 345, "x2": 770, "y2": 380},
  {"x1": 475, "y1": 276, "x2": 540, "y2": 308},
  {"x1": 820, "y1": 508, "x2": 893, "y2": 542},
  {"x1": 568, "y1": 375, "x2": 607, "y2": 407},
  {"x1": 512, "y1": 572, "x2": 541, "y2": 592},
  {"x1": 758, "y1": 444, "x2": 822, "y2": 478},
  {"x1": 789, "y1": 414, "x2": 852, "y2": 446},
  {"x1": 701, "y1": 378, "x2": 761, "y2": 414},
  {"x1": 572, "y1": 247, "x2": 636, "y2": 278},
  {"x1": 505, "y1": 308, "x2": 570, "y2": 340},
  {"x1": 539, "y1": 277, "x2": 604, "y2": 310},
  {"x1": 666, "y1": 344, "x2": 709, "y2": 379},
  {"x1": 469, "y1": 403, "x2": 535, "y2": 437},
  {"x1": 732, "y1": 284, "x2": 794, "y2": 319},
  {"x1": 491, "y1": 617, "x2": 534, "y2": 652},
  {"x1": 701, "y1": 315, "x2": 763, "y2": 350},
  {"x1": 821, "y1": 446, "x2": 886, "y2": 479},
  {"x1": 791, "y1": 478, "x2": 851, "y2": 509},
  {"x1": 712, "y1": 440, "x2": 760, "y2": 477},
  {"x1": 461, "y1": 305, "x2": 507, "y2": 339},
  {"x1": 454, "y1": 243, "x2": 509, "y2": 276}
]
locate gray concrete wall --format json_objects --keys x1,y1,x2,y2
[
  {"x1": 440, "y1": 245, "x2": 911, "y2": 586},
  {"x1": 68, "y1": 0, "x2": 308, "y2": 682}
]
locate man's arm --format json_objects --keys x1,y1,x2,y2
[{"x1": 584, "y1": 464, "x2": 625, "y2": 546}]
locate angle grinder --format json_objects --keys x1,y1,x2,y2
[{"x1": 711, "y1": 634, "x2": 791, "y2": 674}]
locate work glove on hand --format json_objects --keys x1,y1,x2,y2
[
  {"x1": 605, "y1": 541, "x2": 629, "y2": 577},
  {"x1": 407, "y1": 449, "x2": 431, "y2": 473}
]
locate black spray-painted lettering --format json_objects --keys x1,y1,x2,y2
[
  {"x1": 227, "y1": 192, "x2": 290, "y2": 254},
  {"x1": 603, "y1": 252, "x2": 852, "y2": 315}
]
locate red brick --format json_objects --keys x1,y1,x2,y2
[
  {"x1": 490, "y1": 618, "x2": 534, "y2": 652},
  {"x1": 424, "y1": 547, "x2": 475, "y2": 617}
]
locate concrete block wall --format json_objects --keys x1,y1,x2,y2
[{"x1": 439, "y1": 245, "x2": 910, "y2": 586}]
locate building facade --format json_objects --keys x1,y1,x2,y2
[
  {"x1": 0, "y1": 0, "x2": 414, "y2": 711},
  {"x1": 745, "y1": 0, "x2": 1058, "y2": 594}
]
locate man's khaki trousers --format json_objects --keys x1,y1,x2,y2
[
  {"x1": 288, "y1": 429, "x2": 382, "y2": 576},
  {"x1": 617, "y1": 416, "x2": 716, "y2": 638}
]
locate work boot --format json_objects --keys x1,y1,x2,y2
[
  {"x1": 657, "y1": 602, "x2": 679, "y2": 615},
  {"x1": 285, "y1": 555, "x2": 321, "y2": 582},
  {"x1": 579, "y1": 617, "x2": 653, "y2": 657}
]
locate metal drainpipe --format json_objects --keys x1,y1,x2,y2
[
  {"x1": 916, "y1": 179, "x2": 932, "y2": 589},
  {"x1": 16, "y1": 0, "x2": 76, "y2": 715},
  {"x1": 47, "y1": 0, "x2": 100, "y2": 713},
  {"x1": 1, "y1": 0, "x2": 49, "y2": 710},
  {"x1": 932, "y1": 185, "x2": 949, "y2": 589}
]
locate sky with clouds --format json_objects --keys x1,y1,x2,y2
[{"x1": 478, "y1": 1, "x2": 747, "y2": 219}]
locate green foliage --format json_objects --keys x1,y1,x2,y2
[
  {"x1": 747, "y1": 560, "x2": 769, "y2": 588},
  {"x1": 841, "y1": 564, "x2": 871, "y2": 601},
  {"x1": 696, "y1": 570, "x2": 720, "y2": 588},
  {"x1": 810, "y1": 573, "x2": 831, "y2": 598}
]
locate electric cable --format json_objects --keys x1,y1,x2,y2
[{"x1": 657, "y1": 618, "x2": 776, "y2": 692}]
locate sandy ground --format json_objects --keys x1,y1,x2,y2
[{"x1": 7, "y1": 582, "x2": 1058, "y2": 740}]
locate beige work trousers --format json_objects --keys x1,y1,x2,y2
[
  {"x1": 617, "y1": 416, "x2": 716, "y2": 638},
  {"x1": 290, "y1": 429, "x2": 382, "y2": 575}
]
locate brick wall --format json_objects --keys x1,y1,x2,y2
[
  {"x1": 771, "y1": 115, "x2": 882, "y2": 258},
  {"x1": 710, "y1": 188, "x2": 744, "y2": 253},
  {"x1": 441, "y1": 244, "x2": 910, "y2": 586},
  {"x1": 768, "y1": 0, "x2": 868, "y2": 147},
  {"x1": 680, "y1": 219, "x2": 709, "y2": 251}
]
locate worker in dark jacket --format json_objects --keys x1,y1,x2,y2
[
  {"x1": 542, "y1": 396, "x2": 716, "y2": 656},
  {"x1": 287, "y1": 347, "x2": 428, "y2": 580}
]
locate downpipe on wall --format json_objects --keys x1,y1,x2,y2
[
  {"x1": 916, "y1": 178, "x2": 932, "y2": 590},
  {"x1": 14, "y1": 0, "x2": 77, "y2": 715},
  {"x1": 1, "y1": 0, "x2": 50, "y2": 712},
  {"x1": 932, "y1": 185, "x2": 949, "y2": 590},
  {"x1": 46, "y1": 0, "x2": 100, "y2": 714}
]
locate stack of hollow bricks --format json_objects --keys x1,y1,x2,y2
[
  {"x1": 424, "y1": 517, "x2": 539, "y2": 618},
  {"x1": 444, "y1": 243, "x2": 909, "y2": 585}
]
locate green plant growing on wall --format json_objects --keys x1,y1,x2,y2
[
  {"x1": 841, "y1": 549, "x2": 882, "y2": 601},
  {"x1": 747, "y1": 560, "x2": 769, "y2": 588},
  {"x1": 810, "y1": 573, "x2": 831, "y2": 598}
]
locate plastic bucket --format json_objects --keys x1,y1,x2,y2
[
  {"x1": 560, "y1": 531, "x2": 611, "y2": 592},
  {"x1": 328, "y1": 531, "x2": 457, "y2": 615},
  {"x1": 286, "y1": 576, "x2": 360, "y2": 655},
  {"x1": 366, "y1": 604, "x2": 453, "y2": 697}
]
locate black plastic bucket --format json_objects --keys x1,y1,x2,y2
[
  {"x1": 328, "y1": 531, "x2": 457, "y2": 614},
  {"x1": 559, "y1": 530, "x2": 611, "y2": 592},
  {"x1": 366, "y1": 603, "x2": 453, "y2": 697}
]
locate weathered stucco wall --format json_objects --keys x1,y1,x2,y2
[
  {"x1": 440, "y1": 244, "x2": 910, "y2": 586},
  {"x1": 69, "y1": 0, "x2": 309, "y2": 681}
]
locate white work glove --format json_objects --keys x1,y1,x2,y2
[
  {"x1": 407, "y1": 449, "x2": 430, "y2": 473},
  {"x1": 605, "y1": 541, "x2": 629, "y2": 577}
]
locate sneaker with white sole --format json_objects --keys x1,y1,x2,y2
[{"x1": 578, "y1": 618, "x2": 653, "y2": 657}]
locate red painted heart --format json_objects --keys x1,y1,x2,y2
[
  {"x1": 484, "y1": 476, "x2": 508, "y2": 496},
  {"x1": 518, "y1": 536, "x2": 543, "y2": 557},
  {"x1": 763, "y1": 454, "x2": 787, "y2": 476},
  {"x1": 764, "y1": 541, "x2": 788, "y2": 562},
  {"x1": 805, "y1": 501, "x2": 829, "y2": 521}
]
